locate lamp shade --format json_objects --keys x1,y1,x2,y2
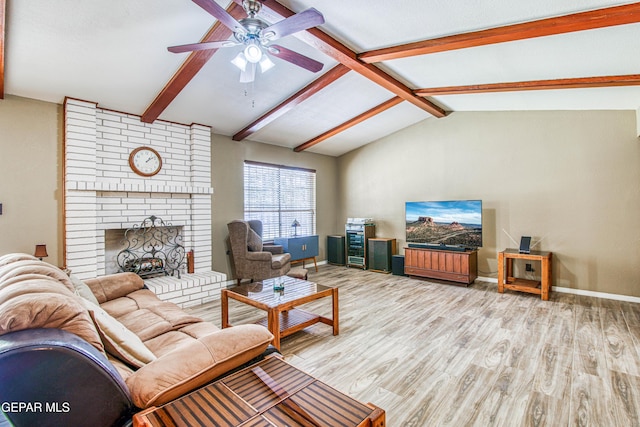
[
  {"x1": 291, "y1": 220, "x2": 301, "y2": 228},
  {"x1": 34, "y1": 244, "x2": 48, "y2": 259}
]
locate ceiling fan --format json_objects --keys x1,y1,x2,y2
[{"x1": 169, "y1": 0, "x2": 325, "y2": 83}]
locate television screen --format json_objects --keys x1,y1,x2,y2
[{"x1": 406, "y1": 200, "x2": 482, "y2": 248}]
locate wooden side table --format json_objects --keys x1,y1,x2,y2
[{"x1": 498, "y1": 249, "x2": 553, "y2": 300}]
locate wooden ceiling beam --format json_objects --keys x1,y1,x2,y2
[
  {"x1": 0, "y1": 0, "x2": 6, "y2": 99},
  {"x1": 257, "y1": 1, "x2": 447, "y2": 119},
  {"x1": 233, "y1": 64, "x2": 350, "y2": 141},
  {"x1": 294, "y1": 96, "x2": 402, "y2": 152},
  {"x1": 141, "y1": 2, "x2": 246, "y2": 123},
  {"x1": 359, "y1": 3, "x2": 640, "y2": 63},
  {"x1": 414, "y1": 75, "x2": 640, "y2": 96}
]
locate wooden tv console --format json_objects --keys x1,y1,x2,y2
[{"x1": 404, "y1": 247, "x2": 478, "y2": 285}]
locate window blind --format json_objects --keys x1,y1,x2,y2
[{"x1": 244, "y1": 161, "x2": 316, "y2": 240}]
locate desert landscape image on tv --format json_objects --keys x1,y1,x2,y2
[{"x1": 406, "y1": 200, "x2": 482, "y2": 248}]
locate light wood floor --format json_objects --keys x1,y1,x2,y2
[{"x1": 186, "y1": 265, "x2": 640, "y2": 427}]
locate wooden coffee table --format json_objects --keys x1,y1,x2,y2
[
  {"x1": 221, "y1": 276, "x2": 338, "y2": 351},
  {"x1": 133, "y1": 354, "x2": 385, "y2": 427}
]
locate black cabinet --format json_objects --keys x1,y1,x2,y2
[{"x1": 327, "y1": 235, "x2": 345, "y2": 265}]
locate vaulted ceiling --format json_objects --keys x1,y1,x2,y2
[{"x1": 3, "y1": 1, "x2": 640, "y2": 156}]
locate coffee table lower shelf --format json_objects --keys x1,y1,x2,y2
[
  {"x1": 255, "y1": 308, "x2": 328, "y2": 338},
  {"x1": 133, "y1": 354, "x2": 385, "y2": 427}
]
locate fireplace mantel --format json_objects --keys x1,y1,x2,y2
[{"x1": 67, "y1": 182, "x2": 213, "y2": 194}]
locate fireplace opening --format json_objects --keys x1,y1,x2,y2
[{"x1": 107, "y1": 216, "x2": 186, "y2": 278}]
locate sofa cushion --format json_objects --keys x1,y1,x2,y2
[
  {"x1": 0, "y1": 276, "x2": 75, "y2": 305},
  {"x1": 143, "y1": 323, "x2": 221, "y2": 358},
  {"x1": 143, "y1": 331, "x2": 199, "y2": 358},
  {"x1": 0, "y1": 273, "x2": 71, "y2": 294},
  {"x1": 0, "y1": 253, "x2": 39, "y2": 267},
  {"x1": 84, "y1": 272, "x2": 145, "y2": 303},
  {"x1": 81, "y1": 299, "x2": 157, "y2": 368},
  {"x1": 112, "y1": 308, "x2": 175, "y2": 342},
  {"x1": 99, "y1": 289, "x2": 203, "y2": 342},
  {"x1": 0, "y1": 289, "x2": 104, "y2": 352},
  {"x1": 0, "y1": 260, "x2": 75, "y2": 292},
  {"x1": 177, "y1": 322, "x2": 221, "y2": 338},
  {"x1": 125, "y1": 325, "x2": 274, "y2": 408}
]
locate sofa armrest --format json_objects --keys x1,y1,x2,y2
[
  {"x1": 0, "y1": 328, "x2": 133, "y2": 427},
  {"x1": 263, "y1": 244, "x2": 284, "y2": 254},
  {"x1": 84, "y1": 272, "x2": 145, "y2": 303},
  {"x1": 125, "y1": 324, "x2": 273, "y2": 408}
]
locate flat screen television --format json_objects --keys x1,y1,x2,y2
[{"x1": 405, "y1": 200, "x2": 482, "y2": 249}]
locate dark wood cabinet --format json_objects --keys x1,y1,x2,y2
[
  {"x1": 368, "y1": 238, "x2": 397, "y2": 273},
  {"x1": 404, "y1": 247, "x2": 478, "y2": 285}
]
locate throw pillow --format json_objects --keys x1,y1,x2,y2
[
  {"x1": 67, "y1": 272, "x2": 100, "y2": 306},
  {"x1": 247, "y1": 228, "x2": 263, "y2": 252},
  {"x1": 80, "y1": 299, "x2": 156, "y2": 368}
]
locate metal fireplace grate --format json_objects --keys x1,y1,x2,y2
[{"x1": 117, "y1": 215, "x2": 186, "y2": 278}]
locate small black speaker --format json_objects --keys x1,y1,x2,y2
[
  {"x1": 392, "y1": 255, "x2": 406, "y2": 276},
  {"x1": 327, "y1": 235, "x2": 345, "y2": 265}
]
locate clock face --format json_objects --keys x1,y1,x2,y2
[{"x1": 129, "y1": 147, "x2": 162, "y2": 177}]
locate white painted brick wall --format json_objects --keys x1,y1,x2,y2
[{"x1": 64, "y1": 98, "x2": 216, "y2": 282}]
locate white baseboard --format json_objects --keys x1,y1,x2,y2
[
  {"x1": 478, "y1": 276, "x2": 498, "y2": 283},
  {"x1": 551, "y1": 286, "x2": 640, "y2": 304},
  {"x1": 476, "y1": 276, "x2": 640, "y2": 303}
]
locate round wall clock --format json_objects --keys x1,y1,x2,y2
[{"x1": 129, "y1": 146, "x2": 162, "y2": 177}]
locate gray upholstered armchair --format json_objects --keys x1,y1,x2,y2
[{"x1": 227, "y1": 220, "x2": 291, "y2": 284}]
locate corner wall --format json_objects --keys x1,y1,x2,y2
[
  {"x1": 210, "y1": 134, "x2": 339, "y2": 277},
  {"x1": 337, "y1": 110, "x2": 640, "y2": 298}
]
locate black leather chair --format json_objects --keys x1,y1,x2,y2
[{"x1": 0, "y1": 328, "x2": 134, "y2": 427}]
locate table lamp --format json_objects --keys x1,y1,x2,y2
[
  {"x1": 291, "y1": 219, "x2": 301, "y2": 237},
  {"x1": 34, "y1": 244, "x2": 48, "y2": 261}
]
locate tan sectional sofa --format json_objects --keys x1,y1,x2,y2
[{"x1": 0, "y1": 253, "x2": 274, "y2": 426}]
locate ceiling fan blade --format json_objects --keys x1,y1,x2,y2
[
  {"x1": 267, "y1": 45, "x2": 324, "y2": 73},
  {"x1": 192, "y1": 0, "x2": 246, "y2": 34},
  {"x1": 261, "y1": 8, "x2": 324, "y2": 41},
  {"x1": 168, "y1": 40, "x2": 238, "y2": 53}
]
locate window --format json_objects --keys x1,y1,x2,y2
[{"x1": 244, "y1": 161, "x2": 316, "y2": 240}]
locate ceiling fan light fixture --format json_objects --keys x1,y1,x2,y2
[
  {"x1": 244, "y1": 41, "x2": 263, "y2": 63},
  {"x1": 240, "y1": 62, "x2": 256, "y2": 83},
  {"x1": 259, "y1": 55, "x2": 275, "y2": 73},
  {"x1": 231, "y1": 52, "x2": 248, "y2": 71}
]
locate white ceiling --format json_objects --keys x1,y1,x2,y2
[{"x1": 5, "y1": 0, "x2": 640, "y2": 156}]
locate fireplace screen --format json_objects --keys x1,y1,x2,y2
[{"x1": 117, "y1": 215, "x2": 186, "y2": 278}]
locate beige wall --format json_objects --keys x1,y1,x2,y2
[
  {"x1": 0, "y1": 96, "x2": 338, "y2": 279},
  {"x1": 211, "y1": 134, "x2": 339, "y2": 277},
  {"x1": 2, "y1": 95, "x2": 638, "y2": 298},
  {"x1": 338, "y1": 110, "x2": 640, "y2": 297},
  {"x1": 0, "y1": 96, "x2": 63, "y2": 266}
]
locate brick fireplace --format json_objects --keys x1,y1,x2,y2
[{"x1": 63, "y1": 98, "x2": 225, "y2": 307}]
